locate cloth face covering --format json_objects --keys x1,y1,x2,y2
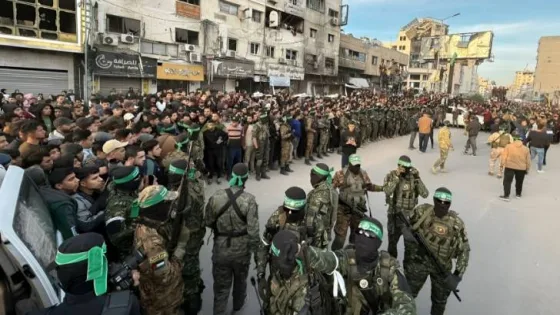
[
  {"x1": 354, "y1": 233, "x2": 382, "y2": 267},
  {"x1": 348, "y1": 165, "x2": 361, "y2": 174},
  {"x1": 433, "y1": 200, "x2": 451, "y2": 218},
  {"x1": 284, "y1": 207, "x2": 305, "y2": 223}
]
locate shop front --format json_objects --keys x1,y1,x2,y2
[
  {"x1": 267, "y1": 64, "x2": 305, "y2": 93},
  {"x1": 156, "y1": 62, "x2": 204, "y2": 92},
  {"x1": 93, "y1": 51, "x2": 157, "y2": 96},
  {"x1": 207, "y1": 59, "x2": 254, "y2": 92}
]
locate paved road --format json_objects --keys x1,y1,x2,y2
[{"x1": 198, "y1": 128, "x2": 560, "y2": 315}]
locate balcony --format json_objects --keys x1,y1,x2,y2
[
  {"x1": 338, "y1": 57, "x2": 366, "y2": 71},
  {"x1": 176, "y1": 1, "x2": 200, "y2": 20}
]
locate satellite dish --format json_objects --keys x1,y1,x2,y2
[{"x1": 269, "y1": 11, "x2": 279, "y2": 28}]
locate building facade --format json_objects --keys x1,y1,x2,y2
[
  {"x1": 0, "y1": 0, "x2": 84, "y2": 96},
  {"x1": 507, "y1": 70, "x2": 534, "y2": 99},
  {"x1": 533, "y1": 36, "x2": 560, "y2": 100}
]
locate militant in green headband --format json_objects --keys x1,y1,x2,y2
[
  {"x1": 229, "y1": 171, "x2": 249, "y2": 187},
  {"x1": 349, "y1": 154, "x2": 361, "y2": 166},
  {"x1": 113, "y1": 167, "x2": 140, "y2": 184},
  {"x1": 169, "y1": 164, "x2": 196, "y2": 180},
  {"x1": 176, "y1": 138, "x2": 189, "y2": 150},
  {"x1": 260, "y1": 113, "x2": 268, "y2": 119},
  {"x1": 130, "y1": 187, "x2": 171, "y2": 218},
  {"x1": 398, "y1": 159, "x2": 412, "y2": 168},
  {"x1": 312, "y1": 165, "x2": 334, "y2": 186},
  {"x1": 55, "y1": 243, "x2": 108, "y2": 296},
  {"x1": 358, "y1": 220, "x2": 383, "y2": 239},
  {"x1": 434, "y1": 191, "x2": 452, "y2": 202},
  {"x1": 284, "y1": 197, "x2": 306, "y2": 210}
]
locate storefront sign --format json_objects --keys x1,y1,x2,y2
[
  {"x1": 93, "y1": 52, "x2": 157, "y2": 78},
  {"x1": 213, "y1": 60, "x2": 254, "y2": 78},
  {"x1": 284, "y1": 0, "x2": 304, "y2": 17},
  {"x1": 267, "y1": 64, "x2": 305, "y2": 80},
  {"x1": 269, "y1": 76, "x2": 290, "y2": 87},
  {"x1": 157, "y1": 63, "x2": 204, "y2": 81}
]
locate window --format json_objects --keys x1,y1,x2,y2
[
  {"x1": 328, "y1": 34, "x2": 335, "y2": 43},
  {"x1": 410, "y1": 74, "x2": 421, "y2": 80},
  {"x1": 328, "y1": 9, "x2": 339, "y2": 18},
  {"x1": 179, "y1": 0, "x2": 200, "y2": 4},
  {"x1": 286, "y1": 49, "x2": 298, "y2": 60},
  {"x1": 422, "y1": 75, "x2": 429, "y2": 80},
  {"x1": 219, "y1": 1, "x2": 239, "y2": 15},
  {"x1": 381, "y1": 59, "x2": 385, "y2": 65},
  {"x1": 175, "y1": 28, "x2": 199, "y2": 45},
  {"x1": 266, "y1": 46, "x2": 275, "y2": 58},
  {"x1": 228, "y1": 38, "x2": 237, "y2": 51},
  {"x1": 252, "y1": 10, "x2": 263, "y2": 23},
  {"x1": 310, "y1": 28, "x2": 317, "y2": 38},
  {"x1": 250, "y1": 42, "x2": 260, "y2": 55},
  {"x1": 306, "y1": 0, "x2": 325, "y2": 12},
  {"x1": 371, "y1": 56, "x2": 378, "y2": 65},
  {"x1": 325, "y1": 57, "x2": 335, "y2": 68},
  {"x1": 106, "y1": 15, "x2": 140, "y2": 35},
  {"x1": 141, "y1": 42, "x2": 179, "y2": 57},
  {"x1": 399, "y1": 36, "x2": 406, "y2": 41}
]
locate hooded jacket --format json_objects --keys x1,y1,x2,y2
[
  {"x1": 501, "y1": 140, "x2": 531, "y2": 171},
  {"x1": 40, "y1": 187, "x2": 78, "y2": 239}
]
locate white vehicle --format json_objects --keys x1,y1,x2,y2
[
  {"x1": 445, "y1": 106, "x2": 484, "y2": 127},
  {"x1": 0, "y1": 166, "x2": 62, "y2": 314}
]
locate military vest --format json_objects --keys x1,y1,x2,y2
[
  {"x1": 338, "y1": 168, "x2": 366, "y2": 208},
  {"x1": 413, "y1": 208, "x2": 460, "y2": 263},
  {"x1": 278, "y1": 210, "x2": 316, "y2": 245},
  {"x1": 346, "y1": 249, "x2": 393, "y2": 313},
  {"x1": 394, "y1": 176, "x2": 417, "y2": 211},
  {"x1": 269, "y1": 271, "x2": 309, "y2": 315}
]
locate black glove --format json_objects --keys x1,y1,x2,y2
[
  {"x1": 401, "y1": 226, "x2": 417, "y2": 244},
  {"x1": 362, "y1": 183, "x2": 374, "y2": 191},
  {"x1": 444, "y1": 272, "x2": 462, "y2": 291},
  {"x1": 411, "y1": 168, "x2": 420, "y2": 178},
  {"x1": 257, "y1": 273, "x2": 267, "y2": 300}
]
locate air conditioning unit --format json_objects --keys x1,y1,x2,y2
[
  {"x1": 278, "y1": 58, "x2": 286, "y2": 64},
  {"x1": 120, "y1": 34, "x2": 134, "y2": 44},
  {"x1": 102, "y1": 34, "x2": 118, "y2": 46},
  {"x1": 330, "y1": 18, "x2": 339, "y2": 26},
  {"x1": 184, "y1": 44, "x2": 197, "y2": 52},
  {"x1": 190, "y1": 53, "x2": 202, "y2": 63},
  {"x1": 226, "y1": 50, "x2": 236, "y2": 58}
]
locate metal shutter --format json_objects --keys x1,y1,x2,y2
[
  {"x1": 99, "y1": 76, "x2": 141, "y2": 96},
  {"x1": 0, "y1": 67, "x2": 68, "y2": 96}
]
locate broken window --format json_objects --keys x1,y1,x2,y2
[
  {"x1": 325, "y1": 57, "x2": 334, "y2": 69},
  {"x1": 59, "y1": 11, "x2": 75, "y2": 33},
  {"x1": 16, "y1": 3, "x2": 36, "y2": 27},
  {"x1": 175, "y1": 28, "x2": 199, "y2": 45},
  {"x1": 39, "y1": 8, "x2": 57, "y2": 31},
  {"x1": 106, "y1": 14, "x2": 140, "y2": 35},
  {"x1": 59, "y1": 0, "x2": 76, "y2": 11}
]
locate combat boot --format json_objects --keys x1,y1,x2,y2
[
  {"x1": 310, "y1": 156, "x2": 317, "y2": 162},
  {"x1": 255, "y1": 166, "x2": 261, "y2": 181},
  {"x1": 270, "y1": 161, "x2": 279, "y2": 171},
  {"x1": 285, "y1": 165, "x2": 294, "y2": 172},
  {"x1": 280, "y1": 167, "x2": 288, "y2": 175},
  {"x1": 431, "y1": 166, "x2": 438, "y2": 174},
  {"x1": 317, "y1": 152, "x2": 323, "y2": 159},
  {"x1": 305, "y1": 158, "x2": 311, "y2": 165},
  {"x1": 323, "y1": 151, "x2": 330, "y2": 157},
  {"x1": 261, "y1": 170, "x2": 271, "y2": 179}
]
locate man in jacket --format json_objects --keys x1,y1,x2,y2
[
  {"x1": 44, "y1": 167, "x2": 80, "y2": 239},
  {"x1": 72, "y1": 167, "x2": 107, "y2": 233},
  {"x1": 417, "y1": 112, "x2": 431, "y2": 152},
  {"x1": 499, "y1": 131, "x2": 531, "y2": 201},
  {"x1": 464, "y1": 117, "x2": 481, "y2": 156}
]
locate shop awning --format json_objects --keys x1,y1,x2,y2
[{"x1": 346, "y1": 77, "x2": 370, "y2": 89}]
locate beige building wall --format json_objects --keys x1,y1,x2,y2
[
  {"x1": 365, "y1": 45, "x2": 408, "y2": 77},
  {"x1": 534, "y1": 36, "x2": 560, "y2": 95},
  {"x1": 510, "y1": 70, "x2": 534, "y2": 96}
]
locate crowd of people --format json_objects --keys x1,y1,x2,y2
[{"x1": 0, "y1": 87, "x2": 557, "y2": 315}]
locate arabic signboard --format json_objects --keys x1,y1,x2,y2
[
  {"x1": 214, "y1": 60, "x2": 254, "y2": 78},
  {"x1": 93, "y1": 52, "x2": 157, "y2": 78},
  {"x1": 269, "y1": 76, "x2": 290, "y2": 87},
  {"x1": 157, "y1": 63, "x2": 204, "y2": 81},
  {"x1": 284, "y1": 0, "x2": 304, "y2": 17},
  {"x1": 267, "y1": 64, "x2": 305, "y2": 80}
]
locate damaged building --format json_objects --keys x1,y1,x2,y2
[{"x1": 0, "y1": 0, "x2": 83, "y2": 95}]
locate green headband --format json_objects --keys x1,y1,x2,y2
[
  {"x1": 160, "y1": 125, "x2": 175, "y2": 133},
  {"x1": 176, "y1": 138, "x2": 189, "y2": 150},
  {"x1": 130, "y1": 187, "x2": 170, "y2": 218},
  {"x1": 55, "y1": 243, "x2": 108, "y2": 296},
  {"x1": 169, "y1": 165, "x2": 185, "y2": 175},
  {"x1": 113, "y1": 167, "x2": 140, "y2": 184},
  {"x1": 188, "y1": 127, "x2": 200, "y2": 133},
  {"x1": 349, "y1": 155, "x2": 361, "y2": 165},
  {"x1": 398, "y1": 159, "x2": 412, "y2": 167},
  {"x1": 434, "y1": 191, "x2": 452, "y2": 202},
  {"x1": 312, "y1": 165, "x2": 334, "y2": 186},
  {"x1": 271, "y1": 242, "x2": 280, "y2": 257},
  {"x1": 284, "y1": 197, "x2": 306, "y2": 210},
  {"x1": 358, "y1": 220, "x2": 383, "y2": 239},
  {"x1": 260, "y1": 114, "x2": 268, "y2": 119},
  {"x1": 229, "y1": 171, "x2": 249, "y2": 187}
]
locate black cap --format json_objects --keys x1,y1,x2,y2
[{"x1": 49, "y1": 167, "x2": 74, "y2": 186}]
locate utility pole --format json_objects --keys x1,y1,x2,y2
[{"x1": 83, "y1": 0, "x2": 93, "y2": 100}]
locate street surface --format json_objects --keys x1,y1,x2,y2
[{"x1": 199, "y1": 129, "x2": 560, "y2": 315}]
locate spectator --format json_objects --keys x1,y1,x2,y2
[
  {"x1": 19, "y1": 120, "x2": 46, "y2": 159},
  {"x1": 141, "y1": 139, "x2": 164, "y2": 185},
  {"x1": 464, "y1": 115, "x2": 481, "y2": 156},
  {"x1": 340, "y1": 120, "x2": 360, "y2": 168},
  {"x1": 45, "y1": 167, "x2": 79, "y2": 239},
  {"x1": 525, "y1": 120, "x2": 550, "y2": 173},
  {"x1": 243, "y1": 115, "x2": 256, "y2": 173},
  {"x1": 48, "y1": 117, "x2": 74, "y2": 145},
  {"x1": 102, "y1": 139, "x2": 128, "y2": 170},
  {"x1": 73, "y1": 167, "x2": 106, "y2": 233},
  {"x1": 203, "y1": 121, "x2": 227, "y2": 184},
  {"x1": 226, "y1": 116, "x2": 243, "y2": 177},
  {"x1": 0, "y1": 132, "x2": 8, "y2": 150},
  {"x1": 23, "y1": 149, "x2": 53, "y2": 172},
  {"x1": 72, "y1": 129, "x2": 94, "y2": 162},
  {"x1": 290, "y1": 112, "x2": 302, "y2": 159},
  {"x1": 500, "y1": 131, "x2": 531, "y2": 201},
  {"x1": 124, "y1": 145, "x2": 146, "y2": 168},
  {"x1": 417, "y1": 112, "x2": 431, "y2": 152}
]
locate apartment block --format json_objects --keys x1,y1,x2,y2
[{"x1": 533, "y1": 36, "x2": 560, "y2": 98}]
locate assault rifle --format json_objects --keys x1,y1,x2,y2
[
  {"x1": 168, "y1": 141, "x2": 194, "y2": 251},
  {"x1": 397, "y1": 212, "x2": 462, "y2": 302}
]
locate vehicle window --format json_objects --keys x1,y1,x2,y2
[
  {"x1": 12, "y1": 176, "x2": 57, "y2": 274},
  {"x1": 446, "y1": 107, "x2": 453, "y2": 114}
]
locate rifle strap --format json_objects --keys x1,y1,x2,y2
[
  {"x1": 412, "y1": 207, "x2": 432, "y2": 231},
  {"x1": 224, "y1": 188, "x2": 246, "y2": 223}
]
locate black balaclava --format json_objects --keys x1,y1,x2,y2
[
  {"x1": 188, "y1": 123, "x2": 201, "y2": 140},
  {"x1": 354, "y1": 217, "x2": 384, "y2": 269},
  {"x1": 139, "y1": 201, "x2": 173, "y2": 223},
  {"x1": 283, "y1": 186, "x2": 307, "y2": 223},
  {"x1": 112, "y1": 166, "x2": 142, "y2": 191},
  {"x1": 271, "y1": 230, "x2": 300, "y2": 279},
  {"x1": 310, "y1": 163, "x2": 329, "y2": 187},
  {"x1": 167, "y1": 159, "x2": 189, "y2": 189},
  {"x1": 398, "y1": 155, "x2": 412, "y2": 177},
  {"x1": 57, "y1": 233, "x2": 105, "y2": 295},
  {"x1": 433, "y1": 187, "x2": 452, "y2": 218}
]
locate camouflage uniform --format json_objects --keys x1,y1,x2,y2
[
  {"x1": 359, "y1": 111, "x2": 369, "y2": 144},
  {"x1": 305, "y1": 115, "x2": 317, "y2": 161},
  {"x1": 318, "y1": 116, "x2": 330, "y2": 156},
  {"x1": 404, "y1": 204, "x2": 470, "y2": 315},
  {"x1": 340, "y1": 114, "x2": 350, "y2": 132},
  {"x1": 379, "y1": 110, "x2": 387, "y2": 139},
  {"x1": 433, "y1": 126, "x2": 452, "y2": 172},
  {"x1": 205, "y1": 186, "x2": 260, "y2": 315},
  {"x1": 306, "y1": 181, "x2": 338, "y2": 242},
  {"x1": 253, "y1": 119, "x2": 271, "y2": 179},
  {"x1": 279, "y1": 120, "x2": 292, "y2": 170},
  {"x1": 306, "y1": 246, "x2": 417, "y2": 315},
  {"x1": 332, "y1": 168, "x2": 382, "y2": 249},
  {"x1": 383, "y1": 168, "x2": 429, "y2": 258},
  {"x1": 105, "y1": 183, "x2": 138, "y2": 260}
]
